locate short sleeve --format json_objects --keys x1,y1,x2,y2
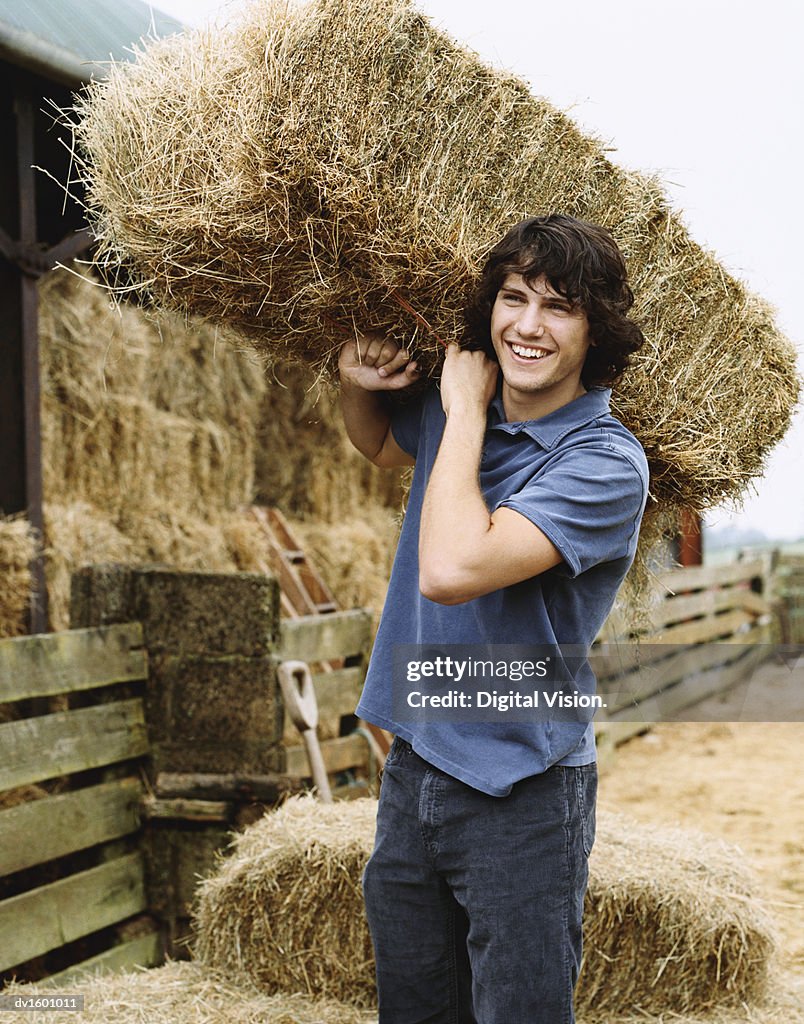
[
  {"x1": 389, "y1": 388, "x2": 431, "y2": 457},
  {"x1": 495, "y1": 445, "x2": 647, "y2": 577}
]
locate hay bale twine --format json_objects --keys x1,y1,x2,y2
[
  {"x1": 1, "y1": 961, "x2": 370, "y2": 1024},
  {"x1": 70, "y1": 0, "x2": 800, "y2": 520},
  {"x1": 193, "y1": 796, "x2": 778, "y2": 1016}
]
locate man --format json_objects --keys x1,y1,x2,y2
[{"x1": 338, "y1": 215, "x2": 648, "y2": 1023}]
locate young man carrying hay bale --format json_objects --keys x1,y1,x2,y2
[{"x1": 338, "y1": 214, "x2": 648, "y2": 1023}]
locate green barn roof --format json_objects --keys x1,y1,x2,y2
[{"x1": 0, "y1": 0, "x2": 185, "y2": 85}]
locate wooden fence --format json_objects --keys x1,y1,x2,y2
[
  {"x1": 595, "y1": 557, "x2": 775, "y2": 752},
  {"x1": 774, "y1": 552, "x2": 804, "y2": 644},
  {"x1": 0, "y1": 623, "x2": 159, "y2": 983}
]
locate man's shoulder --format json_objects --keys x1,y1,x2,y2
[{"x1": 558, "y1": 410, "x2": 649, "y2": 486}]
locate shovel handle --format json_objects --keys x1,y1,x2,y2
[
  {"x1": 277, "y1": 660, "x2": 319, "y2": 732},
  {"x1": 278, "y1": 660, "x2": 333, "y2": 803}
]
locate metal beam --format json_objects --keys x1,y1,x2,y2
[{"x1": 15, "y1": 82, "x2": 47, "y2": 633}]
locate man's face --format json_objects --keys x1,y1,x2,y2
[{"x1": 490, "y1": 273, "x2": 593, "y2": 410}]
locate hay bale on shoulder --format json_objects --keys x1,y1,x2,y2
[
  {"x1": 70, "y1": 0, "x2": 800, "y2": 520},
  {"x1": 2, "y1": 961, "x2": 370, "y2": 1024},
  {"x1": 193, "y1": 796, "x2": 778, "y2": 1016}
]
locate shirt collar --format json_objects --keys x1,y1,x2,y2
[{"x1": 487, "y1": 386, "x2": 612, "y2": 449}]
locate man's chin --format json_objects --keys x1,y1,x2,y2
[{"x1": 501, "y1": 371, "x2": 552, "y2": 394}]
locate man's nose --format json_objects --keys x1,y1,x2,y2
[{"x1": 516, "y1": 304, "x2": 545, "y2": 338}]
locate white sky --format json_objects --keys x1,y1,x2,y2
[{"x1": 149, "y1": 0, "x2": 804, "y2": 541}]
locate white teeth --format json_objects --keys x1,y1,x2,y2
[{"x1": 510, "y1": 343, "x2": 550, "y2": 359}]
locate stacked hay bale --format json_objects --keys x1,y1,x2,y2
[
  {"x1": 67, "y1": 0, "x2": 800, "y2": 573},
  {"x1": 0, "y1": 515, "x2": 36, "y2": 637},
  {"x1": 0, "y1": 265, "x2": 400, "y2": 635},
  {"x1": 193, "y1": 795, "x2": 789, "y2": 1020}
]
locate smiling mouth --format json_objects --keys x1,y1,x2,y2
[{"x1": 507, "y1": 342, "x2": 554, "y2": 361}]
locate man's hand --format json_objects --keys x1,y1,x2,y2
[
  {"x1": 338, "y1": 332, "x2": 417, "y2": 468},
  {"x1": 339, "y1": 333, "x2": 419, "y2": 392},
  {"x1": 439, "y1": 343, "x2": 498, "y2": 417}
]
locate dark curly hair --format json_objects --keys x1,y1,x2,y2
[{"x1": 464, "y1": 215, "x2": 644, "y2": 388}]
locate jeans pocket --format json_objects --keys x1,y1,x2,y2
[{"x1": 574, "y1": 764, "x2": 598, "y2": 858}]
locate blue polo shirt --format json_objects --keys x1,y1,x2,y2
[{"x1": 355, "y1": 383, "x2": 648, "y2": 796}]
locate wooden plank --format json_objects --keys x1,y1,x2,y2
[
  {"x1": 607, "y1": 643, "x2": 770, "y2": 725},
  {"x1": 654, "y1": 608, "x2": 756, "y2": 645},
  {"x1": 141, "y1": 796, "x2": 231, "y2": 822},
  {"x1": 599, "y1": 638, "x2": 737, "y2": 708},
  {"x1": 265, "y1": 539, "x2": 319, "y2": 616},
  {"x1": 267, "y1": 507, "x2": 337, "y2": 609},
  {"x1": 594, "y1": 606, "x2": 760, "y2": 680},
  {"x1": 600, "y1": 628, "x2": 771, "y2": 711},
  {"x1": 0, "y1": 624, "x2": 146, "y2": 704},
  {"x1": 657, "y1": 558, "x2": 766, "y2": 594},
  {"x1": 0, "y1": 852, "x2": 146, "y2": 971},
  {"x1": 734, "y1": 590, "x2": 773, "y2": 616},
  {"x1": 0, "y1": 699, "x2": 148, "y2": 792},
  {"x1": 154, "y1": 771, "x2": 300, "y2": 801},
  {"x1": 312, "y1": 665, "x2": 365, "y2": 717},
  {"x1": 0, "y1": 778, "x2": 142, "y2": 875},
  {"x1": 280, "y1": 610, "x2": 372, "y2": 663},
  {"x1": 650, "y1": 587, "x2": 747, "y2": 629},
  {"x1": 282, "y1": 732, "x2": 372, "y2": 777},
  {"x1": 42, "y1": 931, "x2": 162, "y2": 986},
  {"x1": 777, "y1": 554, "x2": 804, "y2": 572}
]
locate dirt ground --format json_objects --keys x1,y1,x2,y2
[{"x1": 599, "y1": 717, "x2": 804, "y2": 992}]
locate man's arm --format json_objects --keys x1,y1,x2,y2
[
  {"x1": 338, "y1": 333, "x2": 418, "y2": 468},
  {"x1": 419, "y1": 345, "x2": 562, "y2": 605}
]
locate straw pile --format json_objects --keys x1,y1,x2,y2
[
  {"x1": 68, "y1": 0, "x2": 800, "y2": 524},
  {"x1": 1, "y1": 961, "x2": 372, "y2": 1024},
  {"x1": 39, "y1": 265, "x2": 263, "y2": 521},
  {"x1": 6, "y1": 963, "x2": 800, "y2": 1024},
  {"x1": 193, "y1": 796, "x2": 778, "y2": 1015},
  {"x1": 5, "y1": 974, "x2": 803, "y2": 1024},
  {"x1": 0, "y1": 515, "x2": 36, "y2": 637}
]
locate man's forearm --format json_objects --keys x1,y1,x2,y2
[
  {"x1": 419, "y1": 404, "x2": 492, "y2": 602},
  {"x1": 340, "y1": 380, "x2": 394, "y2": 462}
]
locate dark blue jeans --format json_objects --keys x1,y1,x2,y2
[{"x1": 362, "y1": 738, "x2": 597, "y2": 1024}]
